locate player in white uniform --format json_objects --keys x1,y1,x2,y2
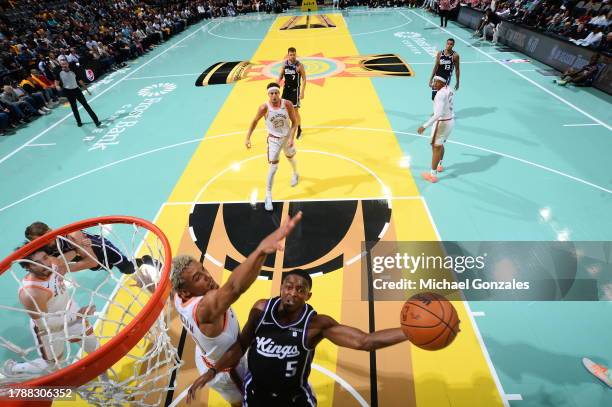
[
  {"x1": 171, "y1": 211, "x2": 302, "y2": 406},
  {"x1": 3, "y1": 247, "x2": 98, "y2": 377},
  {"x1": 245, "y1": 82, "x2": 299, "y2": 212},
  {"x1": 418, "y1": 76, "x2": 455, "y2": 183}
]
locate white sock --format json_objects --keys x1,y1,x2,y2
[
  {"x1": 430, "y1": 169, "x2": 437, "y2": 176},
  {"x1": 438, "y1": 160, "x2": 443, "y2": 167},
  {"x1": 266, "y1": 164, "x2": 278, "y2": 195},
  {"x1": 287, "y1": 157, "x2": 298, "y2": 175},
  {"x1": 11, "y1": 358, "x2": 50, "y2": 374}
]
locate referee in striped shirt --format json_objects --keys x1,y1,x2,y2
[{"x1": 55, "y1": 60, "x2": 101, "y2": 127}]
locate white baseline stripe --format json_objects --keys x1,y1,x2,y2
[
  {"x1": 345, "y1": 252, "x2": 367, "y2": 266},
  {"x1": 26, "y1": 143, "x2": 56, "y2": 147},
  {"x1": 204, "y1": 253, "x2": 222, "y2": 267},
  {"x1": 0, "y1": 21, "x2": 213, "y2": 167},
  {"x1": 0, "y1": 138, "x2": 202, "y2": 213},
  {"x1": 2, "y1": 124, "x2": 610, "y2": 214},
  {"x1": 163, "y1": 196, "x2": 421, "y2": 206},
  {"x1": 408, "y1": 60, "x2": 497, "y2": 65},
  {"x1": 505, "y1": 394, "x2": 523, "y2": 401},
  {"x1": 312, "y1": 363, "x2": 370, "y2": 407},
  {"x1": 562, "y1": 123, "x2": 602, "y2": 127},
  {"x1": 421, "y1": 198, "x2": 510, "y2": 407},
  {"x1": 406, "y1": 10, "x2": 611, "y2": 132},
  {"x1": 472, "y1": 311, "x2": 486, "y2": 317},
  {"x1": 125, "y1": 73, "x2": 201, "y2": 81}
]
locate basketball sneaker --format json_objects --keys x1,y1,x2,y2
[
  {"x1": 583, "y1": 358, "x2": 612, "y2": 387},
  {"x1": 421, "y1": 172, "x2": 439, "y2": 183},
  {"x1": 264, "y1": 195, "x2": 273, "y2": 212},
  {"x1": 291, "y1": 173, "x2": 299, "y2": 187}
]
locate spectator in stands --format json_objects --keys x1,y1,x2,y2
[
  {"x1": 554, "y1": 53, "x2": 601, "y2": 86},
  {"x1": 571, "y1": 25, "x2": 604, "y2": 46},
  {"x1": 19, "y1": 73, "x2": 57, "y2": 106},
  {"x1": 474, "y1": 9, "x2": 501, "y2": 43},
  {"x1": 29, "y1": 69, "x2": 60, "y2": 99},
  {"x1": 9, "y1": 81, "x2": 52, "y2": 113},
  {"x1": 0, "y1": 107, "x2": 11, "y2": 135},
  {"x1": 66, "y1": 48, "x2": 80, "y2": 64},
  {"x1": 439, "y1": 0, "x2": 459, "y2": 27},
  {"x1": 0, "y1": 85, "x2": 44, "y2": 117}
]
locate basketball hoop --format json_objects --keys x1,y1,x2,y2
[{"x1": 0, "y1": 216, "x2": 180, "y2": 406}]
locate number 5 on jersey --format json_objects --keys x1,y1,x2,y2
[{"x1": 286, "y1": 360, "x2": 298, "y2": 377}]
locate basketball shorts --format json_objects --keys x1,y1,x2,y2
[
  {"x1": 282, "y1": 87, "x2": 300, "y2": 108},
  {"x1": 30, "y1": 300, "x2": 94, "y2": 360},
  {"x1": 267, "y1": 135, "x2": 296, "y2": 163},
  {"x1": 243, "y1": 380, "x2": 316, "y2": 407},
  {"x1": 431, "y1": 119, "x2": 454, "y2": 146},
  {"x1": 195, "y1": 346, "x2": 247, "y2": 404}
]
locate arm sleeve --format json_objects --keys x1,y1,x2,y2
[{"x1": 422, "y1": 93, "x2": 445, "y2": 128}]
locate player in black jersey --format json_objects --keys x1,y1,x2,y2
[
  {"x1": 429, "y1": 38, "x2": 460, "y2": 100},
  {"x1": 187, "y1": 269, "x2": 411, "y2": 406},
  {"x1": 24, "y1": 221, "x2": 154, "y2": 275},
  {"x1": 278, "y1": 47, "x2": 306, "y2": 139}
]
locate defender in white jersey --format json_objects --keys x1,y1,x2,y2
[
  {"x1": 417, "y1": 76, "x2": 455, "y2": 183},
  {"x1": 171, "y1": 211, "x2": 302, "y2": 406},
  {"x1": 3, "y1": 247, "x2": 98, "y2": 377},
  {"x1": 245, "y1": 82, "x2": 299, "y2": 212}
]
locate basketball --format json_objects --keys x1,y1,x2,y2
[{"x1": 400, "y1": 292, "x2": 460, "y2": 351}]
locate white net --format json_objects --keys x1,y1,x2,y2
[{"x1": 0, "y1": 220, "x2": 181, "y2": 406}]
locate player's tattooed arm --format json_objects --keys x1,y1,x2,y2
[
  {"x1": 187, "y1": 300, "x2": 267, "y2": 404},
  {"x1": 245, "y1": 104, "x2": 267, "y2": 148},
  {"x1": 313, "y1": 314, "x2": 409, "y2": 351},
  {"x1": 197, "y1": 213, "x2": 302, "y2": 323}
]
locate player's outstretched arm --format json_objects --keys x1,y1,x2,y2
[
  {"x1": 57, "y1": 231, "x2": 98, "y2": 272},
  {"x1": 317, "y1": 314, "x2": 409, "y2": 351},
  {"x1": 245, "y1": 104, "x2": 267, "y2": 148},
  {"x1": 186, "y1": 300, "x2": 267, "y2": 404},
  {"x1": 197, "y1": 212, "x2": 302, "y2": 322}
]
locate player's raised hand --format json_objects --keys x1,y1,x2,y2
[
  {"x1": 186, "y1": 370, "x2": 215, "y2": 404},
  {"x1": 257, "y1": 211, "x2": 303, "y2": 254}
]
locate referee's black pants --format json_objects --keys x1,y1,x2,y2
[{"x1": 65, "y1": 88, "x2": 99, "y2": 126}]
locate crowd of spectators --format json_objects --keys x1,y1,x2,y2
[
  {"x1": 0, "y1": 0, "x2": 290, "y2": 135},
  {"x1": 467, "y1": 0, "x2": 611, "y2": 52}
]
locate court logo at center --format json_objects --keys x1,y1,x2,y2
[
  {"x1": 195, "y1": 54, "x2": 414, "y2": 87},
  {"x1": 137, "y1": 82, "x2": 177, "y2": 97}
]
